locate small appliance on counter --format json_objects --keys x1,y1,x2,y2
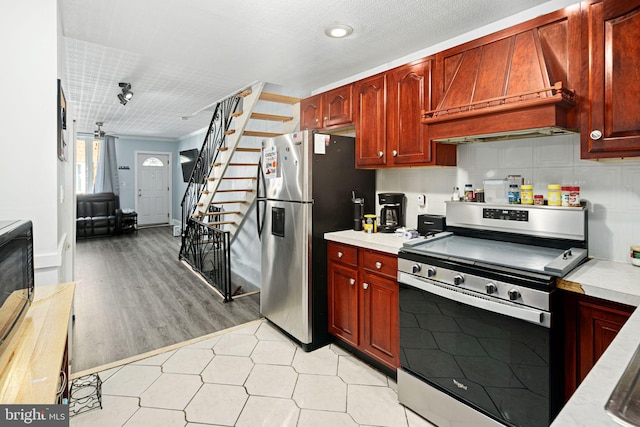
[
  {"x1": 352, "y1": 191, "x2": 365, "y2": 231},
  {"x1": 378, "y1": 193, "x2": 405, "y2": 233},
  {"x1": 417, "y1": 214, "x2": 446, "y2": 237}
]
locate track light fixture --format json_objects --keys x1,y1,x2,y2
[
  {"x1": 117, "y1": 82, "x2": 133, "y2": 105},
  {"x1": 94, "y1": 122, "x2": 105, "y2": 138}
]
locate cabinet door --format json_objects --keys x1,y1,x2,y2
[
  {"x1": 300, "y1": 94, "x2": 322, "y2": 130},
  {"x1": 354, "y1": 73, "x2": 387, "y2": 168},
  {"x1": 360, "y1": 271, "x2": 399, "y2": 369},
  {"x1": 563, "y1": 291, "x2": 634, "y2": 401},
  {"x1": 577, "y1": 299, "x2": 632, "y2": 382},
  {"x1": 387, "y1": 58, "x2": 434, "y2": 165},
  {"x1": 581, "y1": 0, "x2": 640, "y2": 158},
  {"x1": 323, "y1": 85, "x2": 353, "y2": 129},
  {"x1": 328, "y1": 261, "x2": 359, "y2": 347}
]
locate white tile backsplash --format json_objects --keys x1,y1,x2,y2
[{"x1": 376, "y1": 133, "x2": 640, "y2": 263}]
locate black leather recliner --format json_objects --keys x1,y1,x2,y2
[{"x1": 76, "y1": 193, "x2": 123, "y2": 238}]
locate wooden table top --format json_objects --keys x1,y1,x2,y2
[{"x1": 0, "y1": 282, "x2": 75, "y2": 404}]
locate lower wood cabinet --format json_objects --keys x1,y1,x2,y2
[
  {"x1": 562, "y1": 291, "x2": 634, "y2": 401},
  {"x1": 327, "y1": 241, "x2": 399, "y2": 371}
]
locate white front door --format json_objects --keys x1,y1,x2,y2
[{"x1": 136, "y1": 152, "x2": 171, "y2": 226}]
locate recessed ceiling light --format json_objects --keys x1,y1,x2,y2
[{"x1": 324, "y1": 24, "x2": 353, "y2": 39}]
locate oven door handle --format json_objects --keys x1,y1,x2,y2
[{"x1": 398, "y1": 272, "x2": 551, "y2": 328}]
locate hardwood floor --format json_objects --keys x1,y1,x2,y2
[{"x1": 72, "y1": 226, "x2": 261, "y2": 373}]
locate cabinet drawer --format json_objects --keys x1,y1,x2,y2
[
  {"x1": 362, "y1": 250, "x2": 397, "y2": 279},
  {"x1": 327, "y1": 242, "x2": 358, "y2": 267}
]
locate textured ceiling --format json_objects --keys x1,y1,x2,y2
[{"x1": 59, "y1": 0, "x2": 570, "y2": 140}]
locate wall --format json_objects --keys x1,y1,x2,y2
[
  {"x1": 376, "y1": 134, "x2": 640, "y2": 263},
  {"x1": 0, "y1": 1, "x2": 71, "y2": 285}
]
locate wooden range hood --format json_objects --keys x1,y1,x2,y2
[{"x1": 422, "y1": 15, "x2": 578, "y2": 144}]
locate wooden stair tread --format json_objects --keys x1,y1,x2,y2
[
  {"x1": 230, "y1": 111, "x2": 243, "y2": 118},
  {"x1": 212, "y1": 162, "x2": 259, "y2": 167},
  {"x1": 203, "y1": 210, "x2": 241, "y2": 216},
  {"x1": 251, "y1": 112, "x2": 293, "y2": 122},
  {"x1": 206, "y1": 221, "x2": 235, "y2": 226},
  {"x1": 218, "y1": 147, "x2": 261, "y2": 152},
  {"x1": 206, "y1": 176, "x2": 256, "y2": 181},
  {"x1": 238, "y1": 89, "x2": 252, "y2": 98},
  {"x1": 243, "y1": 130, "x2": 281, "y2": 138},
  {"x1": 224, "y1": 129, "x2": 236, "y2": 135},
  {"x1": 259, "y1": 92, "x2": 301, "y2": 104}
]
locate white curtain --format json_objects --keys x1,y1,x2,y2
[{"x1": 93, "y1": 135, "x2": 120, "y2": 195}]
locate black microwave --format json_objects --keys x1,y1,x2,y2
[{"x1": 0, "y1": 220, "x2": 34, "y2": 348}]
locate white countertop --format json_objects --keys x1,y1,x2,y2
[
  {"x1": 324, "y1": 229, "x2": 420, "y2": 255},
  {"x1": 322, "y1": 231, "x2": 640, "y2": 426}
]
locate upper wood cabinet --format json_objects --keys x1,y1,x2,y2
[
  {"x1": 354, "y1": 73, "x2": 387, "y2": 167},
  {"x1": 387, "y1": 58, "x2": 456, "y2": 166},
  {"x1": 580, "y1": 0, "x2": 640, "y2": 159},
  {"x1": 300, "y1": 84, "x2": 353, "y2": 131},
  {"x1": 354, "y1": 62, "x2": 456, "y2": 168}
]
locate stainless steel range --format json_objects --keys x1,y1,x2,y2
[{"x1": 397, "y1": 202, "x2": 588, "y2": 427}]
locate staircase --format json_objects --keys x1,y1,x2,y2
[{"x1": 179, "y1": 81, "x2": 300, "y2": 301}]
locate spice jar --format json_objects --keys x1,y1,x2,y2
[
  {"x1": 569, "y1": 186, "x2": 581, "y2": 207},
  {"x1": 521, "y1": 184, "x2": 533, "y2": 205},
  {"x1": 508, "y1": 184, "x2": 520, "y2": 204},
  {"x1": 464, "y1": 184, "x2": 474, "y2": 202},
  {"x1": 534, "y1": 195, "x2": 544, "y2": 205},
  {"x1": 561, "y1": 186, "x2": 571, "y2": 207},
  {"x1": 548, "y1": 184, "x2": 562, "y2": 206}
]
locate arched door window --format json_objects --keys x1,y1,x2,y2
[{"x1": 142, "y1": 157, "x2": 164, "y2": 167}]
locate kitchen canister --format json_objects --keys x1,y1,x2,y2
[
  {"x1": 548, "y1": 184, "x2": 562, "y2": 206},
  {"x1": 631, "y1": 246, "x2": 640, "y2": 267},
  {"x1": 521, "y1": 184, "x2": 534, "y2": 205}
]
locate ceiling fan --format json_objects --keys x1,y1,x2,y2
[{"x1": 94, "y1": 122, "x2": 105, "y2": 138}]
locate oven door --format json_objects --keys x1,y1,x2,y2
[{"x1": 398, "y1": 272, "x2": 555, "y2": 427}]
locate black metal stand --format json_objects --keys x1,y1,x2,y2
[
  {"x1": 121, "y1": 212, "x2": 137, "y2": 234},
  {"x1": 69, "y1": 373, "x2": 103, "y2": 416}
]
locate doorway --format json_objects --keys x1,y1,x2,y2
[{"x1": 135, "y1": 152, "x2": 171, "y2": 226}]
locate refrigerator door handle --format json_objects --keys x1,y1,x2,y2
[{"x1": 256, "y1": 156, "x2": 266, "y2": 238}]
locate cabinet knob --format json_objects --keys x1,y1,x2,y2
[
  {"x1": 590, "y1": 130, "x2": 603, "y2": 140},
  {"x1": 378, "y1": 151, "x2": 384, "y2": 158},
  {"x1": 375, "y1": 261, "x2": 382, "y2": 269},
  {"x1": 315, "y1": 118, "x2": 319, "y2": 123},
  {"x1": 392, "y1": 150, "x2": 398, "y2": 157},
  {"x1": 349, "y1": 278, "x2": 355, "y2": 285},
  {"x1": 324, "y1": 117, "x2": 328, "y2": 121},
  {"x1": 337, "y1": 251, "x2": 343, "y2": 258},
  {"x1": 363, "y1": 283, "x2": 369, "y2": 290}
]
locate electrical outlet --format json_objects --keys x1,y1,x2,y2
[{"x1": 417, "y1": 194, "x2": 426, "y2": 207}]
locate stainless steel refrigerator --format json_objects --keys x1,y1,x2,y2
[{"x1": 257, "y1": 130, "x2": 375, "y2": 351}]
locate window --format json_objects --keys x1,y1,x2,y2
[
  {"x1": 76, "y1": 137, "x2": 101, "y2": 194},
  {"x1": 142, "y1": 157, "x2": 164, "y2": 167}
]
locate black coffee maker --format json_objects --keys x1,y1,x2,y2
[{"x1": 378, "y1": 193, "x2": 405, "y2": 233}]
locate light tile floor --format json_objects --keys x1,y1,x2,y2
[{"x1": 70, "y1": 319, "x2": 435, "y2": 427}]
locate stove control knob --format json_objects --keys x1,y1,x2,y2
[
  {"x1": 508, "y1": 289, "x2": 521, "y2": 301},
  {"x1": 412, "y1": 264, "x2": 421, "y2": 274},
  {"x1": 427, "y1": 267, "x2": 437, "y2": 278},
  {"x1": 485, "y1": 283, "x2": 497, "y2": 295},
  {"x1": 453, "y1": 275, "x2": 465, "y2": 286}
]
